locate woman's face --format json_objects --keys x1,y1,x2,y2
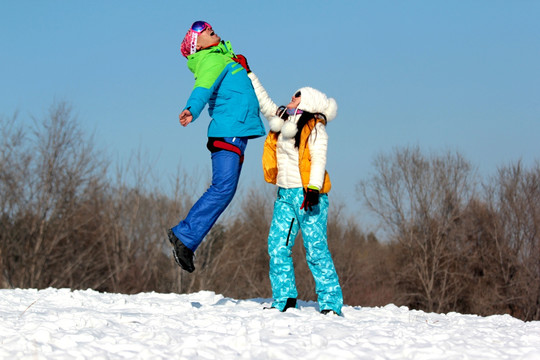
[{"x1": 286, "y1": 91, "x2": 301, "y2": 109}]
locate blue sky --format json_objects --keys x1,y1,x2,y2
[{"x1": 1, "y1": 1, "x2": 539, "y2": 227}]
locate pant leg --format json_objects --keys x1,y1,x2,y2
[
  {"x1": 297, "y1": 192, "x2": 344, "y2": 314},
  {"x1": 268, "y1": 188, "x2": 300, "y2": 311},
  {"x1": 172, "y1": 138, "x2": 247, "y2": 251}
]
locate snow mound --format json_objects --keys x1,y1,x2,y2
[{"x1": 1, "y1": 288, "x2": 539, "y2": 359}]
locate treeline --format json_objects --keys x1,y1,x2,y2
[
  {"x1": 1, "y1": 103, "x2": 538, "y2": 321},
  {"x1": 359, "y1": 147, "x2": 540, "y2": 321}
]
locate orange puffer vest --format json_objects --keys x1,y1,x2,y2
[{"x1": 262, "y1": 118, "x2": 331, "y2": 193}]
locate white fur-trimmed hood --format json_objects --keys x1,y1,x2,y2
[
  {"x1": 267, "y1": 87, "x2": 337, "y2": 135},
  {"x1": 296, "y1": 87, "x2": 338, "y2": 122}
]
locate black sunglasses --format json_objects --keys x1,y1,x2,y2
[{"x1": 294, "y1": 91, "x2": 301, "y2": 98}]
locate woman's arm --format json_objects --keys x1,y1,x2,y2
[
  {"x1": 248, "y1": 72, "x2": 278, "y2": 120},
  {"x1": 308, "y1": 122, "x2": 329, "y2": 190}
]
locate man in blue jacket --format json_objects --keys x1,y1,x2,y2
[{"x1": 168, "y1": 21, "x2": 265, "y2": 273}]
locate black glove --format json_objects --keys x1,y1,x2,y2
[
  {"x1": 232, "y1": 54, "x2": 251, "y2": 73},
  {"x1": 301, "y1": 187, "x2": 320, "y2": 211}
]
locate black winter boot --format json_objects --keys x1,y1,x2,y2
[
  {"x1": 167, "y1": 229, "x2": 195, "y2": 273},
  {"x1": 263, "y1": 298, "x2": 297, "y2": 312},
  {"x1": 283, "y1": 298, "x2": 297, "y2": 311},
  {"x1": 320, "y1": 309, "x2": 339, "y2": 316}
]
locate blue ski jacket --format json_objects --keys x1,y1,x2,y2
[{"x1": 184, "y1": 41, "x2": 266, "y2": 139}]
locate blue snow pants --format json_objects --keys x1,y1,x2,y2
[
  {"x1": 268, "y1": 187, "x2": 343, "y2": 314},
  {"x1": 171, "y1": 137, "x2": 247, "y2": 252}
]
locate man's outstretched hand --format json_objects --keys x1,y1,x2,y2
[{"x1": 179, "y1": 109, "x2": 193, "y2": 127}]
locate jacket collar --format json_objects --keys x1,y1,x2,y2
[{"x1": 186, "y1": 41, "x2": 234, "y2": 73}]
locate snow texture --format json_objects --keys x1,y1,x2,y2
[{"x1": 1, "y1": 288, "x2": 539, "y2": 359}]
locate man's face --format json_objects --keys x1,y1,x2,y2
[{"x1": 197, "y1": 27, "x2": 221, "y2": 51}]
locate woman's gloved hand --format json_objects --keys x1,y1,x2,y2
[
  {"x1": 301, "y1": 186, "x2": 320, "y2": 211},
  {"x1": 232, "y1": 54, "x2": 251, "y2": 73}
]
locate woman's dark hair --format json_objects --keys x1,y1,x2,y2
[
  {"x1": 294, "y1": 111, "x2": 327, "y2": 148},
  {"x1": 276, "y1": 106, "x2": 288, "y2": 120}
]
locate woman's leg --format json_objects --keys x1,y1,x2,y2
[
  {"x1": 298, "y1": 193, "x2": 344, "y2": 314},
  {"x1": 268, "y1": 188, "x2": 300, "y2": 311}
]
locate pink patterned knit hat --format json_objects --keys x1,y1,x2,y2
[{"x1": 180, "y1": 21, "x2": 211, "y2": 58}]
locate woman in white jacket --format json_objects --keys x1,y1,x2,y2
[{"x1": 238, "y1": 56, "x2": 343, "y2": 315}]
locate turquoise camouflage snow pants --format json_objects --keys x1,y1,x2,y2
[{"x1": 268, "y1": 187, "x2": 343, "y2": 314}]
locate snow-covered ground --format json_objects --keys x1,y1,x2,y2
[{"x1": 1, "y1": 288, "x2": 539, "y2": 359}]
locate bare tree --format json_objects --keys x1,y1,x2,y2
[
  {"x1": 0, "y1": 112, "x2": 31, "y2": 287},
  {"x1": 359, "y1": 146, "x2": 476, "y2": 312},
  {"x1": 0, "y1": 102, "x2": 110, "y2": 288},
  {"x1": 482, "y1": 161, "x2": 540, "y2": 320}
]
